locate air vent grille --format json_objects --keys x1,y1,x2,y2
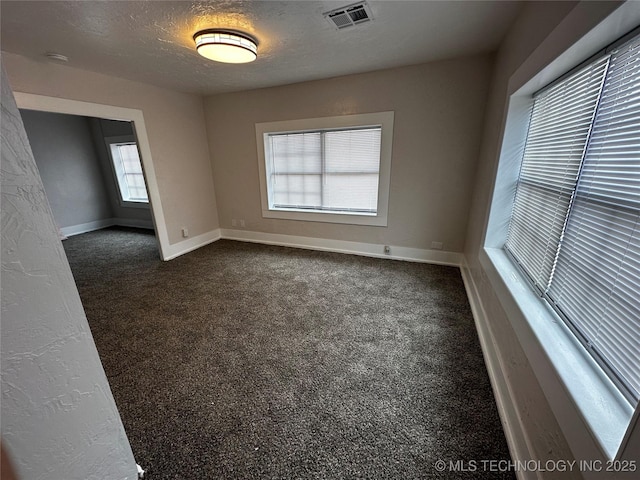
[{"x1": 324, "y1": 2, "x2": 373, "y2": 30}]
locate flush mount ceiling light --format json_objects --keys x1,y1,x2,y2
[{"x1": 193, "y1": 29, "x2": 258, "y2": 64}]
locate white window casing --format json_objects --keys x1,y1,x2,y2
[{"x1": 256, "y1": 112, "x2": 394, "y2": 226}]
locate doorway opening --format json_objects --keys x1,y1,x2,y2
[
  {"x1": 14, "y1": 92, "x2": 170, "y2": 259},
  {"x1": 20, "y1": 110, "x2": 155, "y2": 242}
]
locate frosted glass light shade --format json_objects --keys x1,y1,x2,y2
[{"x1": 194, "y1": 30, "x2": 257, "y2": 64}]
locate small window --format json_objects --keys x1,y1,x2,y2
[
  {"x1": 256, "y1": 112, "x2": 394, "y2": 226},
  {"x1": 106, "y1": 136, "x2": 148, "y2": 204}
]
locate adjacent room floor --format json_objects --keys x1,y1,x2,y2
[{"x1": 63, "y1": 227, "x2": 514, "y2": 479}]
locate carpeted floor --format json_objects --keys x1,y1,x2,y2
[{"x1": 63, "y1": 227, "x2": 514, "y2": 479}]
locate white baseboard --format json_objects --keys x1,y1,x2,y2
[
  {"x1": 460, "y1": 258, "x2": 535, "y2": 480},
  {"x1": 220, "y1": 228, "x2": 463, "y2": 266},
  {"x1": 60, "y1": 219, "x2": 116, "y2": 237},
  {"x1": 60, "y1": 218, "x2": 154, "y2": 237},
  {"x1": 113, "y1": 217, "x2": 154, "y2": 230},
  {"x1": 162, "y1": 229, "x2": 221, "y2": 261}
]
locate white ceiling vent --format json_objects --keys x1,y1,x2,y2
[{"x1": 324, "y1": 2, "x2": 373, "y2": 30}]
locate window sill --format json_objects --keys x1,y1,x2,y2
[
  {"x1": 119, "y1": 200, "x2": 150, "y2": 210},
  {"x1": 262, "y1": 207, "x2": 387, "y2": 226},
  {"x1": 480, "y1": 247, "x2": 634, "y2": 460}
]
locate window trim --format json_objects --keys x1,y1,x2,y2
[
  {"x1": 255, "y1": 112, "x2": 394, "y2": 226},
  {"x1": 483, "y1": 3, "x2": 640, "y2": 462},
  {"x1": 105, "y1": 135, "x2": 149, "y2": 209}
]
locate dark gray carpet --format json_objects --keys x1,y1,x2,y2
[{"x1": 63, "y1": 227, "x2": 514, "y2": 479}]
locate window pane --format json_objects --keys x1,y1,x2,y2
[
  {"x1": 507, "y1": 182, "x2": 574, "y2": 288},
  {"x1": 272, "y1": 174, "x2": 321, "y2": 208},
  {"x1": 266, "y1": 127, "x2": 381, "y2": 214},
  {"x1": 323, "y1": 173, "x2": 379, "y2": 212},
  {"x1": 120, "y1": 144, "x2": 143, "y2": 174},
  {"x1": 324, "y1": 128, "x2": 381, "y2": 173},
  {"x1": 271, "y1": 132, "x2": 321, "y2": 174}
]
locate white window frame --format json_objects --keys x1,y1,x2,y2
[
  {"x1": 483, "y1": 5, "x2": 640, "y2": 463},
  {"x1": 255, "y1": 112, "x2": 394, "y2": 226},
  {"x1": 105, "y1": 135, "x2": 149, "y2": 208}
]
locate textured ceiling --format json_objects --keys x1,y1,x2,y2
[{"x1": 0, "y1": 1, "x2": 522, "y2": 96}]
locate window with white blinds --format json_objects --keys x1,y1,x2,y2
[
  {"x1": 505, "y1": 32, "x2": 640, "y2": 403},
  {"x1": 265, "y1": 127, "x2": 382, "y2": 214},
  {"x1": 107, "y1": 140, "x2": 148, "y2": 204}
]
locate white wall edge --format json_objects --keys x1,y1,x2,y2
[
  {"x1": 60, "y1": 218, "x2": 154, "y2": 237},
  {"x1": 220, "y1": 228, "x2": 462, "y2": 266},
  {"x1": 162, "y1": 229, "x2": 221, "y2": 261},
  {"x1": 460, "y1": 257, "x2": 537, "y2": 480},
  {"x1": 60, "y1": 219, "x2": 115, "y2": 237}
]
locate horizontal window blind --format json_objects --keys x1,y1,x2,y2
[
  {"x1": 506, "y1": 31, "x2": 640, "y2": 403},
  {"x1": 267, "y1": 127, "x2": 381, "y2": 213},
  {"x1": 505, "y1": 57, "x2": 610, "y2": 291},
  {"x1": 547, "y1": 36, "x2": 640, "y2": 400}
]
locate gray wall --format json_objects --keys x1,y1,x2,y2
[
  {"x1": 20, "y1": 109, "x2": 113, "y2": 229},
  {"x1": 20, "y1": 110, "x2": 152, "y2": 231},
  {"x1": 1, "y1": 60, "x2": 138, "y2": 480}
]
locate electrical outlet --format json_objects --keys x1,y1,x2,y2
[
  {"x1": 384, "y1": 245, "x2": 391, "y2": 254},
  {"x1": 431, "y1": 241, "x2": 443, "y2": 250},
  {"x1": 232, "y1": 219, "x2": 237, "y2": 227},
  {"x1": 182, "y1": 227, "x2": 189, "y2": 238},
  {"x1": 240, "y1": 220, "x2": 246, "y2": 228}
]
